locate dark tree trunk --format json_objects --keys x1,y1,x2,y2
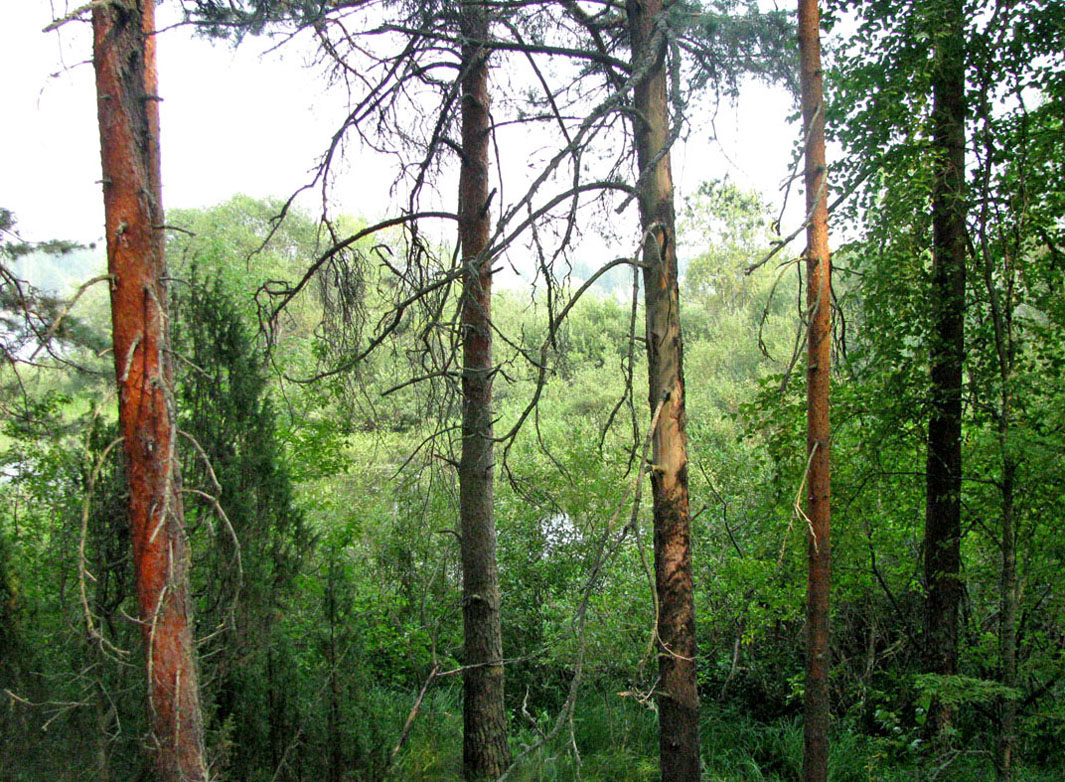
[
  {"x1": 626, "y1": 2, "x2": 700, "y2": 779},
  {"x1": 457, "y1": 4, "x2": 510, "y2": 780},
  {"x1": 996, "y1": 454, "x2": 1017, "y2": 781},
  {"x1": 797, "y1": 1, "x2": 832, "y2": 780},
  {"x1": 923, "y1": 0, "x2": 967, "y2": 741},
  {"x1": 94, "y1": 680, "x2": 113, "y2": 782},
  {"x1": 978, "y1": 146, "x2": 1018, "y2": 781},
  {"x1": 325, "y1": 562, "x2": 343, "y2": 782},
  {"x1": 92, "y1": 2, "x2": 208, "y2": 779}
]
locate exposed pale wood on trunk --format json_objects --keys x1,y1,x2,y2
[{"x1": 626, "y1": 2, "x2": 700, "y2": 779}]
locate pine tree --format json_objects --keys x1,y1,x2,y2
[{"x1": 92, "y1": 2, "x2": 209, "y2": 777}]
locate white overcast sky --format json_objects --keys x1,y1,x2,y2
[{"x1": 5, "y1": 2, "x2": 803, "y2": 254}]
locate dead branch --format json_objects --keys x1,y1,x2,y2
[
  {"x1": 78, "y1": 436, "x2": 131, "y2": 661},
  {"x1": 29, "y1": 274, "x2": 113, "y2": 361},
  {"x1": 497, "y1": 389, "x2": 668, "y2": 781}
]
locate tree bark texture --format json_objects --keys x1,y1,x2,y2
[
  {"x1": 923, "y1": 0, "x2": 966, "y2": 741},
  {"x1": 797, "y1": 1, "x2": 832, "y2": 780},
  {"x1": 626, "y1": 3, "x2": 700, "y2": 779},
  {"x1": 997, "y1": 454, "x2": 1017, "y2": 781},
  {"x1": 92, "y1": 3, "x2": 209, "y2": 780},
  {"x1": 457, "y1": 5, "x2": 510, "y2": 780},
  {"x1": 980, "y1": 192, "x2": 1018, "y2": 781}
]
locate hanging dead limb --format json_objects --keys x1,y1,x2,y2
[
  {"x1": 28, "y1": 274, "x2": 113, "y2": 361},
  {"x1": 386, "y1": 663, "x2": 442, "y2": 769},
  {"x1": 598, "y1": 254, "x2": 642, "y2": 465},
  {"x1": 496, "y1": 389, "x2": 669, "y2": 781},
  {"x1": 178, "y1": 3, "x2": 663, "y2": 473},
  {"x1": 746, "y1": 176, "x2": 826, "y2": 277},
  {"x1": 378, "y1": 23, "x2": 632, "y2": 73},
  {"x1": 78, "y1": 436, "x2": 131, "y2": 661},
  {"x1": 182, "y1": 489, "x2": 243, "y2": 586},
  {"x1": 3, "y1": 690, "x2": 94, "y2": 731},
  {"x1": 748, "y1": 158, "x2": 880, "y2": 278},
  {"x1": 45, "y1": 0, "x2": 132, "y2": 33},
  {"x1": 257, "y1": 210, "x2": 458, "y2": 331},
  {"x1": 498, "y1": 252, "x2": 651, "y2": 457}
]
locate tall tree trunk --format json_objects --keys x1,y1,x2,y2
[
  {"x1": 267, "y1": 647, "x2": 287, "y2": 780},
  {"x1": 798, "y1": 1, "x2": 832, "y2": 781},
  {"x1": 923, "y1": 0, "x2": 967, "y2": 741},
  {"x1": 626, "y1": 3, "x2": 700, "y2": 779},
  {"x1": 979, "y1": 179, "x2": 1018, "y2": 782},
  {"x1": 94, "y1": 680, "x2": 112, "y2": 782},
  {"x1": 92, "y1": 2, "x2": 208, "y2": 780},
  {"x1": 328, "y1": 589, "x2": 342, "y2": 782},
  {"x1": 457, "y1": 4, "x2": 509, "y2": 779},
  {"x1": 992, "y1": 281, "x2": 1018, "y2": 782},
  {"x1": 996, "y1": 453, "x2": 1017, "y2": 781}
]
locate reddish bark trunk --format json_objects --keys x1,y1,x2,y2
[
  {"x1": 457, "y1": 4, "x2": 510, "y2": 780},
  {"x1": 626, "y1": 2, "x2": 701, "y2": 779},
  {"x1": 923, "y1": 0, "x2": 966, "y2": 741},
  {"x1": 797, "y1": 1, "x2": 832, "y2": 780},
  {"x1": 92, "y1": 3, "x2": 208, "y2": 779}
]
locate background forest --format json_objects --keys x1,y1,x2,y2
[{"x1": 2, "y1": 1, "x2": 1065, "y2": 781}]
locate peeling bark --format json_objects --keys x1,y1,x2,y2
[
  {"x1": 626, "y1": 2, "x2": 700, "y2": 779},
  {"x1": 92, "y1": 2, "x2": 208, "y2": 779}
]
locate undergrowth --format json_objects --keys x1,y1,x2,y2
[{"x1": 379, "y1": 688, "x2": 1059, "y2": 781}]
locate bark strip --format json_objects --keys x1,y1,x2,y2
[{"x1": 626, "y1": 2, "x2": 700, "y2": 779}]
